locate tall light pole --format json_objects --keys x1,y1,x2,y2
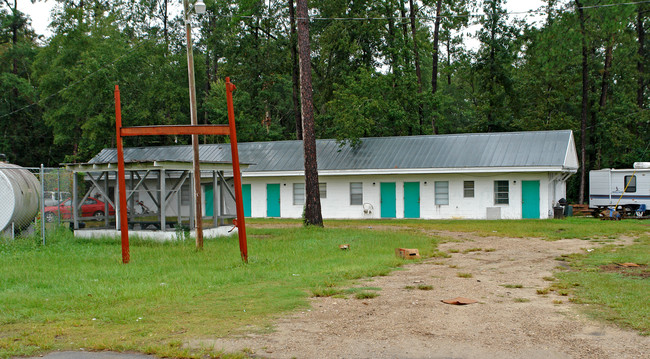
[{"x1": 183, "y1": 0, "x2": 206, "y2": 249}]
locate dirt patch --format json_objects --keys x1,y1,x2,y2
[
  {"x1": 600, "y1": 264, "x2": 650, "y2": 278},
  {"x1": 190, "y1": 232, "x2": 649, "y2": 359}
]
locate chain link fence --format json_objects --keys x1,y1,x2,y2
[
  {"x1": 0, "y1": 165, "x2": 74, "y2": 243},
  {"x1": 1, "y1": 164, "x2": 238, "y2": 244}
]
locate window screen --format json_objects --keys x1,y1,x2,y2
[
  {"x1": 494, "y1": 180, "x2": 509, "y2": 205},
  {"x1": 293, "y1": 183, "x2": 305, "y2": 205},
  {"x1": 350, "y1": 182, "x2": 363, "y2": 205},
  {"x1": 464, "y1": 181, "x2": 475, "y2": 198},
  {"x1": 435, "y1": 181, "x2": 449, "y2": 205}
]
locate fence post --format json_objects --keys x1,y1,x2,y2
[
  {"x1": 57, "y1": 170, "x2": 61, "y2": 224},
  {"x1": 40, "y1": 164, "x2": 45, "y2": 245}
]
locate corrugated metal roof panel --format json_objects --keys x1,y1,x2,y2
[{"x1": 87, "y1": 130, "x2": 574, "y2": 171}]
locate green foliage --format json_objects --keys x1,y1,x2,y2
[{"x1": 0, "y1": 0, "x2": 647, "y2": 197}]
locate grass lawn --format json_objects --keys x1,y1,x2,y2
[
  {"x1": 252, "y1": 216, "x2": 650, "y2": 240},
  {"x1": 1, "y1": 217, "x2": 647, "y2": 358},
  {"x1": 554, "y1": 235, "x2": 650, "y2": 335},
  {"x1": 0, "y1": 224, "x2": 437, "y2": 358}
]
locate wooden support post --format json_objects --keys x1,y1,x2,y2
[
  {"x1": 115, "y1": 85, "x2": 130, "y2": 264},
  {"x1": 226, "y1": 77, "x2": 248, "y2": 262}
]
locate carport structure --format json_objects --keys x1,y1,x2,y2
[{"x1": 64, "y1": 159, "x2": 241, "y2": 232}]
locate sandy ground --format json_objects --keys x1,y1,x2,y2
[{"x1": 192, "y1": 231, "x2": 649, "y2": 359}]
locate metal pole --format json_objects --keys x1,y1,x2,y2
[
  {"x1": 40, "y1": 164, "x2": 45, "y2": 245},
  {"x1": 184, "y1": 0, "x2": 204, "y2": 249}
]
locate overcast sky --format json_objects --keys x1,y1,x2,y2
[{"x1": 17, "y1": 0, "x2": 547, "y2": 41}]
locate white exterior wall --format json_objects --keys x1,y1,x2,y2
[
  {"x1": 589, "y1": 169, "x2": 650, "y2": 209},
  {"x1": 243, "y1": 172, "x2": 569, "y2": 220}
]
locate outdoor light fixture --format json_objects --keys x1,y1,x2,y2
[{"x1": 194, "y1": 0, "x2": 206, "y2": 14}]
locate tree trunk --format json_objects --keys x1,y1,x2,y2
[
  {"x1": 163, "y1": 0, "x2": 168, "y2": 51},
  {"x1": 296, "y1": 0, "x2": 323, "y2": 227},
  {"x1": 638, "y1": 6, "x2": 646, "y2": 108},
  {"x1": 430, "y1": 0, "x2": 442, "y2": 134},
  {"x1": 599, "y1": 38, "x2": 614, "y2": 109},
  {"x1": 400, "y1": 0, "x2": 408, "y2": 45},
  {"x1": 576, "y1": 0, "x2": 589, "y2": 205},
  {"x1": 386, "y1": 1, "x2": 398, "y2": 77},
  {"x1": 289, "y1": 0, "x2": 303, "y2": 140},
  {"x1": 446, "y1": 37, "x2": 451, "y2": 85},
  {"x1": 409, "y1": 0, "x2": 422, "y2": 92},
  {"x1": 593, "y1": 38, "x2": 614, "y2": 169},
  {"x1": 408, "y1": 0, "x2": 423, "y2": 133}
]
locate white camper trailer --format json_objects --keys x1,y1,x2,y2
[{"x1": 589, "y1": 162, "x2": 650, "y2": 216}]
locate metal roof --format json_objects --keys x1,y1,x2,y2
[{"x1": 87, "y1": 130, "x2": 577, "y2": 172}]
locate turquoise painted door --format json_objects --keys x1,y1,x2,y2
[
  {"x1": 522, "y1": 180, "x2": 540, "y2": 219},
  {"x1": 380, "y1": 182, "x2": 396, "y2": 218},
  {"x1": 267, "y1": 183, "x2": 281, "y2": 217},
  {"x1": 404, "y1": 182, "x2": 420, "y2": 218},
  {"x1": 205, "y1": 184, "x2": 214, "y2": 217},
  {"x1": 242, "y1": 184, "x2": 251, "y2": 217}
]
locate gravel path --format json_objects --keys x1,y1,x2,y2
[{"x1": 194, "y1": 232, "x2": 649, "y2": 359}]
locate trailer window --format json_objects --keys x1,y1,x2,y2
[{"x1": 624, "y1": 176, "x2": 636, "y2": 193}]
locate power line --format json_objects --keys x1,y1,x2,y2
[{"x1": 233, "y1": 0, "x2": 650, "y2": 22}]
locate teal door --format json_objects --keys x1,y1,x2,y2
[
  {"x1": 404, "y1": 182, "x2": 420, "y2": 218},
  {"x1": 522, "y1": 180, "x2": 540, "y2": 219},
  {"x1": 205, "y1": 184, "x2": 214, "y2": 217},
  {"x1": 242, "y1": 184, "x2": 251, "y2": 217},
  {"x1": 266, "y1": 183, "x2": 281, "y2": 217},
  {"x1": 380, "y1": 182, "x2": 396, "y2": 218}
]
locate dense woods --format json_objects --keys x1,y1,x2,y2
[{"x1": 0, "y1": 0, "x2": 648, "y2": 203}]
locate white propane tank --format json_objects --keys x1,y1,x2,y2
[
  {"x1": 633, "y1": 162, "x2": 650, "y2": 169},
  {"x1": 0, "y1": 163, "x2": 41, "y2": 232}
]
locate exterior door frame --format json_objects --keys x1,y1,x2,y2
[
  {"x1": 266, "y1": 183, "x2": 281, "y2": 217},
  {"x1": 380, "y1": 182, "x2": 396, "y2": 218},
  {"x1": 522, "y1": 180, "x2": 540, "y2": 219}
]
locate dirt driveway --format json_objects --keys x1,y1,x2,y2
[{"x1": 191, "y1": 229, "x2": 649, "y2": 359}]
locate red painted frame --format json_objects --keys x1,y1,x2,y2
[{"x1": 114, "y1": 77, "x2": 248, "y2": 263}]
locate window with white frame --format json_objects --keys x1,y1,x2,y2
[
  {"x1": 350, "y1": 182, "x2": 363, "y2": 205},
  {"x1": 293, "y1": 183, "x2": 305, "y2": 205},
  {"x1": 463, "y1": 181, "x2": 475, "y2": 198},
  {"x1": 435, "y1": 181, "x2": 449, "y2": 205},
  {"x1": 319, "y1": 182, "x2": 327, "y2": 199},
  {"x1": 494, "y1": 180, "x2": 509, "y2": 205}
]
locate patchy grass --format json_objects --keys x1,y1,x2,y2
[
  {"x1": 513, "y1": 298, "x2": 530, "y2": 303},
  {"x1": 300, "y1": 217, "x2": 649, "y2": 240},
  {"x1": 456, "y1": 272, "x2": 473, "y2": 278},
  {"x1": 0, "y1": 225, "x2": 437, "y2": 358},
  {"x1": 355, "y1": 291, "x2": 379, "y2": 299},
  {"x1": 417, "y1": 284, "x2": 434, "y2": 291},
  {"x1": 555, "y1": 235, "x2": 650, "y2": 335},
  {"x1": 502, "y1": 284, "x2": 523, "y2": 289}
]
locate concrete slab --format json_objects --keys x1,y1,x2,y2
[{"x1": 74, "y1": 226, "x2": 237, "y2": 241}]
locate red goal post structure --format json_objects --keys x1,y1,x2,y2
[{"x1": 114, "y1": 77, "x2": 248, "y2": 263}]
